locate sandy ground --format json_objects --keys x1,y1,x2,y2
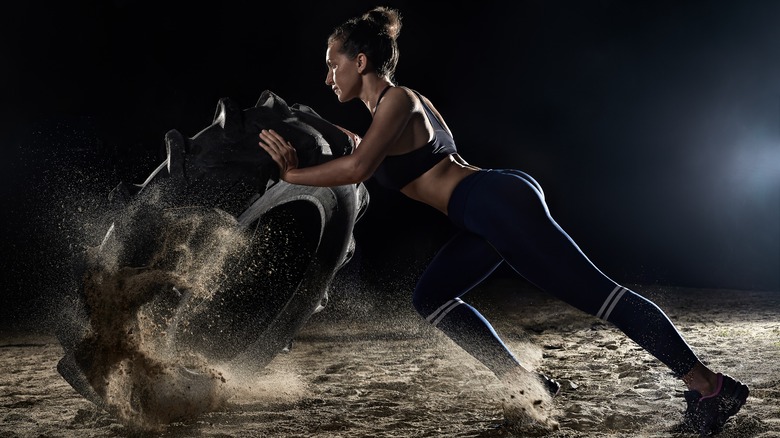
[{"x1": 1, "y1": 279, "x2": 778, "y2": 438}]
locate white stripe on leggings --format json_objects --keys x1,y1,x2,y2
[
  {"x1": 426, "y1": 298, "x2": 464, "y2": 327},
  {"x1": 597, "y1": 286, "x2": 627, "y2": 321}
]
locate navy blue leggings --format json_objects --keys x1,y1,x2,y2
[{"x1": 412, "y1": 169, "x2": 700, "y2": 378}]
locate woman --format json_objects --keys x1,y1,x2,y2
[{"x1": 259, "y1": 6, "x2": 748, "y2": 435}]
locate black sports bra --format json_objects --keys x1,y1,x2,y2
[{"x1": 371, "y1": 86, "x2": 457, "y2": 191}]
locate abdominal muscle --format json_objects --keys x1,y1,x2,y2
[{"x1": 399, "y1": 153, "x2": 481, "y2": 215}]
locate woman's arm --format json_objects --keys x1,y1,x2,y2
[{"x1": 259, "y1": 87, "x2": 414, "y2": 187}]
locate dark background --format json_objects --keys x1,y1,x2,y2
[{"x1": 2, "y1": 0, "x2": 779, "y2": 327}]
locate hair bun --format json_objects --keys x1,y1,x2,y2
[{"x1": 363, "y1": 6, "x2": 402, "y2": 40}]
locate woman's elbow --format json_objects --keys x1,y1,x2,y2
[
  {"x1": 350, "y1": 166, "x2": 374, "y2": 184},
  {"x1": 345, "y1": 158, "x2": 374, "y2": 184}
]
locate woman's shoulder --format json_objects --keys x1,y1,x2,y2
[
  {"x1": 395, "y1": 86, "x2": 451, "y2": 135},
  {"x1": 394, "y1": 86, "x2": 442, "y2": 112},
  {"x1": 386, "y1": 86, "x2": 430, "y2": 111},
  {"x1": 375, "y1": 86, "x2": 420, "y2": 115},
  {"x1": 394, "y1": 85, "x2": 422, "y2": 100}
]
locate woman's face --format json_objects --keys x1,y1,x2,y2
[{"x1": 325, "y1": 41, "x2": 360, "y2": 103}]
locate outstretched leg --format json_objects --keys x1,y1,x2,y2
[
  {"x1": 447, "y1": 169, "x2": 748, "y2": 432},
  {"x1": 451, "y1": 169, "x2": 702, "y2": 376}
]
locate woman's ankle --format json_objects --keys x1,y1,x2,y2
[
  {"x1": 682, "y1": 362, "x2": 719, "y2": 396},
  {"x1": 496, "y1": 364, "x2": 532, "y2": 381}
]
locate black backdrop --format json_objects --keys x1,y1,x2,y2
[{"x1": 2, "y1": 0, "x2": 779, "y2": 326}]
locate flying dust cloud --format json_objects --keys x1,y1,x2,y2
[{"x1": 71, "y1": 194, "x2": 251, "y2": 431}]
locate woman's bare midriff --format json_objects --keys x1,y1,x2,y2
[{"x1": 400, "y1": 154, "x2": 480, "y2": 215}]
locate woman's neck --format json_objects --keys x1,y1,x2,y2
[{"x1": 362, "y1": 78, "x2": 395, "y2": 114}]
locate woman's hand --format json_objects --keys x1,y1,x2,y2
[{"x1": 258, "y1": 129, "x2": 299, "y2": 180}]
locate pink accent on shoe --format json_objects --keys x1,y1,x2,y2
[{"x1": 699, "y1": 373, "x2": 724, "y2": 400}]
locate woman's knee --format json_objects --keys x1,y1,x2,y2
[
  {"x1": 411, "y1": 288, "x2": 426, "y2": 316},
  {"x1": 411, "y1": 285, "x2": 438, "y2": 317}
]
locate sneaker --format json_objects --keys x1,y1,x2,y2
[
  {"x1": 680, "y1": 373, "x2": 749, "y2": 436},
  {"x1": 500, "y1": 370, "x2": 560, "y2": 432},
  {"x1": 539, "y1": 373, "x2": 561, "y2": 398}
]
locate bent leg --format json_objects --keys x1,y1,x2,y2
[{"x1": 413, "y1": 230, "x2": 524, "y2": 376}]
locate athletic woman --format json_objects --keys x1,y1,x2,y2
[{"x1": 258, "y1": 6, "x2": 748, "y2": 435}]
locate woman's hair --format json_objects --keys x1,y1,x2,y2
[{"x1": 328, "y1": 6, "x2": 402, "y2": 80}]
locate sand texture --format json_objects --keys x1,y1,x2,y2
[{"x1": 1, "y1": 281, "x2": 778, "y2": 437}]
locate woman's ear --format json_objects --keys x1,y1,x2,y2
[{"x1": 356, "y1": 53, "x2": 368, "y2": 74}]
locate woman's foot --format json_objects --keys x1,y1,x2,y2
[
  {"x1": 498, "y1": 367, "x2": 559, "y2": 432},
  {"x1": 680, "y1": 373, "x2": 749, "y2": 436},
  {"x1": 538, "y1": 373, "x2": 561, "y2": 398}
]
